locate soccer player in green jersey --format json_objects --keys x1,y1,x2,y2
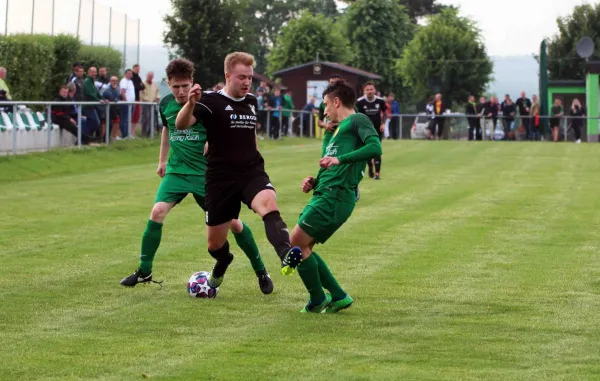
[
  {"x1": 318, "y1": 74, "x2": 361, "y2": 202},
  {"x1": 120, "y1": 58, "x2": 273, "y2": 294},
  {"x1": 281, "y1": 80, "x2": 382, "y2": 313}
]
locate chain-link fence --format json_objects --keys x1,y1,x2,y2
[{"x1": 0, "y1": 0, "x2": 140, "y2": 68}]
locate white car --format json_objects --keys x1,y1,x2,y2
[{"x1": 411, "y1": 113, "x2": 430, "y2": 139}]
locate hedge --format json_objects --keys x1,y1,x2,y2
[{"x1": 0, "y1": 34, "x2": 123, "y2": 101}]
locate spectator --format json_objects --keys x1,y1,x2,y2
[
  {"x1": 427, "y1": 93, "x2": 447, "y2": 140},
  {"x1": 550, "y1": 98, "x2": 563, "y2": 142},
  {"x1": 301, "y1": 96, "x2": 318, "y2": 136},
  {"x1": 482, "y1": 96, "x2": 499, "y2": 140},
  {"x1": 502, "y1": 98, "x2": 516, "y2": 140},
  {"x1": 282, "y1": 89, "x2": 294, "y2": 137},
  {"x1": 52, "y1": 84, "x2": 94, "y2": 144},
  {"x1": 269, "y1": 87, "x2": 283, "y2": 139},
  {"x1": 530, "y1": 94, "x2": 541, "y2": 141},
  {"x1": 516, "y1": 91, "x2": 532, "y2": 140},
  {"x1": 83, "y1": 66, "x2": 105, "y2": 138},
  {"x1": 71, "y1": 65, "x2": 85, "y2": 101},
  {"x1": 95, "y1": 67, "x2": 110, "y2": 94},
  {"x1": 131, "y1": 64, "x2": 145, "y2": 134},
  {"x1": 256, "y1": 81, "x2": 267, "y2": 94},
  {"x1": 0, "y1": 90, "x2": 10, "y2": 112},
  {"x1": 213, "y1": 82, "x2": 225, "y2": 91},
  {"x1": 388, "y1": 93, "x2": 400, "y2": 140},
  {"x1": 140, "y1": 71, "x2": 161, "y2": 137},
  {"x1": 68, "y1": 62, "x2": 82, "y2": 83},
  {"x1": 102, "y1": 76, "x2": 122, "y2": 140},
  {"x1": 466, "y1": 95, "x2": 481, "y2": 141},
  {"x1": 66, "y1": 81, "x2": 88, "y2": 137},
  {"x1": 0, "y1": 67, "x2": 11, "y2": 100},
  {"x1": 119, "y1": 69, "x2": 135, "y2": 138},
  {"x1": 569, "y1": 98, "x2": 585, "y2": 144}
]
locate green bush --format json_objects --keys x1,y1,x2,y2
[
  {"x1": 0, "y1": 34, "x2": 55, "y2": 101},
  {"x1": 48, "y1": 34, "x2": 82, "y2": 95},
  {"x1": 77, "y1": 45, "x2": 123, "y2": 78}
]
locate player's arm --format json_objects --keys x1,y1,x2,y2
[
  {"x1": 379, "y1": 100, "x2": 388, "y2": 131},
  {"x1": 175, "y1": 84, "x2": 202, "y2": 130},
  {"x1": 157, "y1": 126, "x2": 169, "y2": 178},
  {"x1": 317, "y1": 103, "x2": 328, "y2": 128}
]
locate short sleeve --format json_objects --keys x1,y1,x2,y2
[
  {"x1": 193, "y1": 95, "x2": 213, "y2": 123},
  {"x1": 355, "y1": 115, "x2": 378, "y2": 142},
  {"x1": 380, "y1": 100, "x2": 388, "y2": 112}
]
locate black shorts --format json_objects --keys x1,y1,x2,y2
[{"x1": 204, "y1": 169, "x2": 275, "y2": 226}]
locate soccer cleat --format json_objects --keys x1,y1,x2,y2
[
  {"x1": 375, "y1": 173, "x2": 381, "y2": 180},
  {"x1": 256, "y1": 270, "x2": 274, "y2": 295},
  {"x1": 281, "y1": 246, "x2": 303, "y2": 276},
  {"x1": 120, "y1": 268, "x2": 163, "y2": 288},
  {"x1": 301, "y1": 294, "x2": 332, "y2": 313},
  {"x1": 355, "y1": 186, "x2": 360, "y2": 202},
  {"x1": 207, "y1": 274, "x2": 224, "y2": 289},
  {"x1": 326, "y1": 294, "x2": 354, "y2": 313}
]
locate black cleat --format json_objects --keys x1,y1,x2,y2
[
  {"x1": 256, "y1": 270, "x2": 274, "y2": 295},
  {"x1": 375, "y1": 174, "x2": 381, "y2": 180},
  {"x1": 120, "y1": 268, "x2": 163, "y2": 288}
]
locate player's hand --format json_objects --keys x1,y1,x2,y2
[
  {"x1": 380, "y1": 124, "x2": 385, "y2": 132},
  {"x1": 188, "y1": 84, "x2": 202, "y2": 104},
  {"x1": 203, "y1": 142, "x2": 208, "y2": 156},
  {"x1": 325, "y1": 121, "x2": 337, "y2": 132},
  {"x1": 320, "y1": 156, "x2": 340, "y2": 169},
  {"x1": 301, "y1": 176, "x2": 314, "y2": 193},
  {"x1": 157, "y1": 162, "x2": 166, "y2": 178}
]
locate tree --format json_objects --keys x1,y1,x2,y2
[
  {"x1": 397, "y1": 8, "x2": 493, "y2": 107},
  {"x1": 547, "y1": 3, "x2": 600, "y2": 80},
  {"x1": 266, "y1": 10, "x2": 351, "y2": 75},
  {"x1": 243, "y1": 0, "x2": 339, "y2": 72},
  {"x1": 164, "y1": 0, "x2": 249, "y2": 88},
  {"x1": 340, "y1": 0, "x2": 448, "y2": 20},
  {"x1": 344, "y1": 0, "x2": 414, "y2": 97}
]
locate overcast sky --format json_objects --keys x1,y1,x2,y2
[{"x1": 91, "y1": 0, "x2": 592, "y2": 56}]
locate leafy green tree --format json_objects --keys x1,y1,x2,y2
[
  {"x1": 547, "y1": 3, "x2": 600, "y2": 80},
  {"x1": 344, "y1": 0, "x2": 414, "y2": 96},
  {"x1": 397, "y1": 8, "x2": 493, "y2": 107},
  {"x1": 266, "y1": 10, "x2": 351, "y2": 75},
  {"x1": 340, "y1": 0, "x2": 448, "y2": 20}
]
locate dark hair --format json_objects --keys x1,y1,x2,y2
[
  {"x1": 329, "y1": 74, "x2": 343, "y2": 81},
  {"x1": 323, "y1": 80, "x2": 356, "y2": 108},
  {"x1": 125, "y1": 68, "x2": 133, "y2": 74},
  {"x1": 133, "y1": 64, "x2": 140, "y2": 69},
  {"x1": 363, "y1": 81, "x2": 375, "y2": 89},
  {"x1": 165, "y1": 58, "x2": 195, "y2": 81}
]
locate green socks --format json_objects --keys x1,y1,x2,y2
[
  {"x1": 313, "y1": 252, "x2": 346, "y2": 302},
  {"x1": 297, "y1": 254, "x2": 326, "y2": 304},
  {"x1": 233, "y1": 222, "x2": 265, "y2": 272},
  {"x1": 139, "y1": 219, "x2": 163, "y2": 273}
]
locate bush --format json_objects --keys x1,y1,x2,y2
[
  {"x1": 0, "y1": 34, "x2": 55, "y2": 101},
  {"x1": 77, "y1": 45, "x2": 123, "y2": 78},
  {"x1": 48, "y1": 34, "x2": 82, "y2": 95}
]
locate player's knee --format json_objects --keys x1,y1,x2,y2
[
  {"x1": 229, "y1": 219, "x2": 243, "y2": 234},
  {"x1": 254, "y1": 192, "x2": 279, "y2": 217},
  {"x1": 150, "y1": 203, "x2": 170, "y2": 223}
]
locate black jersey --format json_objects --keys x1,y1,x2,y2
[
  {"x1": 356, "y1": 96, "x2": 387, "y2": 128},
  {"x1": 192, "y1": 90, "x2": 263, "y2": 177}
]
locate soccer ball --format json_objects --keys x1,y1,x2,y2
[{"x1": 187, "y1": 271, "x2": 219, "y2": 298}]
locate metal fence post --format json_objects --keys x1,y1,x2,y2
[
  {"x1": 105, "y1": 102, "x2": 110, "y2": 145},
  {"x1": 108, "y1": 7, "x2": 112, "y2": 47},
  {"x1": 128, "y1": 104, "x2": 132, "y2": 138},
  {"x1": 91, "y1": 0, "x2": 95, "y2": 46},
  {"x1": 76, "y1": 0, "x2": 82, "y2": 37},
  {"x1": 123, "y1": 14, "x2": 127, "y2": 67},
  {"x1": 51, "y1": 0, "x2": 55, "y2": 36},
  {"x1": 77, "y1": 105, "x2": 82, "y2": 146},
  {"x1": 399, "y1": 116, "x2": 403, "y2": 140},
  {"x1": 266, "y1": 110, "x2": 270, "y2": 138},
  {"x1": 46, "y1": 104, "x2": 52, "y2": 150},
  {"x1": 150, "y1": 104, "x2": 155, "y2": 139},
  {"x1": 4, "y1": 0, "x2": 8, "y2": 36},
  {"x1": 11, "y1": 105, "x2": 17, "y2": 154},
  {"x1": 310, "y1": 112, "x2": 313, "y2": 138},
  {"x1": 31, "y1": 0, "x2": 35, "y2": 34}
]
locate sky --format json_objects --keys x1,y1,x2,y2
[{"x1": 93, "y1": 0, "x2": 593, "y2": 56}]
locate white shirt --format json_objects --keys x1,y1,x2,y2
[{"x1": 119, "y1": 78, "x2": 135, "y2": 102}]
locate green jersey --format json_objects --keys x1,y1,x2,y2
[
  {"x1": 314, "y1": 113, "x2": 381, "y2": 198},
  {"x1": 318, "y1": 102, "x2": 359, "y2": 152},
  {"x1": 159, "y1": 94, "x2": 207, "y2": 176}
]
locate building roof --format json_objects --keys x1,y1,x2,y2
[
  {"x1": 548, "y1": 80, "x2": 586, "y2": 87},
  {"x1": 253, "y1": 72, "x2": 280, "y2": 87},
  {"x1": 272, "y1": 61, "x2": 382, "y2": 80}
]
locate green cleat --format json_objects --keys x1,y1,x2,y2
[
  {"x1": 300, "y1": 294, "x2": 332, "y2": 313},
  {"x1": 325, "y1": 294, "x2": 354, "y2": 313}
]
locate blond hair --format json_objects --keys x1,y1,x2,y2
[{"x1": 224, "y1": 52, "x2": 255, "y2": 73}]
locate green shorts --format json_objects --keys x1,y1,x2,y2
[
  {"x1": 154, "y1": 173, "x2": 206, "y2": 210},
  {"x1": 297, "y1": 194, "x2": 355, "y2": 244}
]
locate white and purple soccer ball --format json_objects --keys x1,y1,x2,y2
[{"x1": 187, "y1": 271, "x2": 219, "y2": 298}]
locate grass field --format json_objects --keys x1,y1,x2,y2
[{"x1": 2, "y1": 138, "x2": 600, "y2": 380}]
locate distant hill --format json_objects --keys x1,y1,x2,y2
[{"x1": 135, "y1": 45, "x2": 542, "y2": 103}]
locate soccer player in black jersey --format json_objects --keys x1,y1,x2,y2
[
  {"x1": 356, "y1": 81, "x2": 387, "y2": 180},
  {"x1": 176, "y1": 52, "x2": 293, "y2": 290}
]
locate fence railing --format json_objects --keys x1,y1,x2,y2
[{"x1": 2, "y1": 102, "x2": 600, "y2": 154}]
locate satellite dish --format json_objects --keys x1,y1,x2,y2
[{"x1": 576, "y1": 37, "x2": 595, "y2": 59}]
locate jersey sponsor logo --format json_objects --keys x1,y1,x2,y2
[
  {"x1": 225, "y1": 105, "x2": 233, "y2": 111},
  {"x1": 230, "y1": 114, "x2": 237, "y2": 120},
  {"x1": 249, "y1": 105, "x2": 256, "y2": 115}
]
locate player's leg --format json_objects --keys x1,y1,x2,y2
[
  {"x1": 229, "y1": 218, "x2": 273, "y2": 295},
  {"x1": 374, "y1": 131, "x2": 383, "y2": 180},
  {"x1": 367, "y1": 159, "x2": 375, "y2": 178},
  {"x1": 241, "y1": 174, "x2": 292, "y2": 262},
  {"x1": 121, "y1": 174, "x2": 186, "y2": 287},
  {"x1": 206, "y1": 222, "x2": 235, "y2": 288}
]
